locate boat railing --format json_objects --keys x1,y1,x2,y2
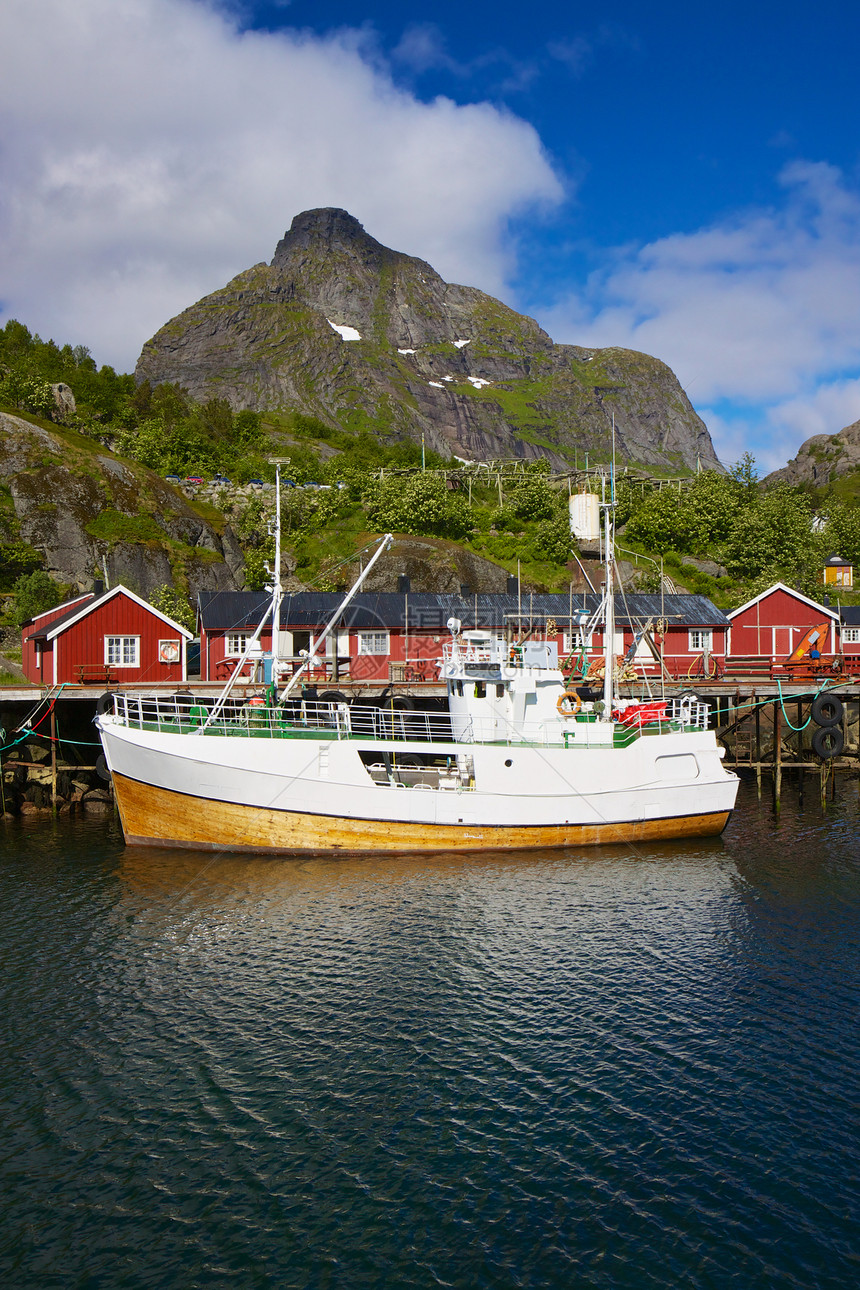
[
  {"x1": 106, "y1": 694, "x2": 710, "y2": 746},
  {"x1": 107, "y1": 694, "x2": 462, "y2": 743},
  {"x1": 442, "y1": 639, "x2": 505, "y2": 668}
]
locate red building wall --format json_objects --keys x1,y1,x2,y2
[
  {"x1": 728, "y1": 587, "x2": 838, "y2": 658},
  {"x1": 200, "y1": 620, "x2": 728, "y2": 684},
  {"x1": 56, "y1": 593, "x2": 185, "y2": 684},
  {"x1": 23, "y1": 591, "x2": 186, "y2": 685}
]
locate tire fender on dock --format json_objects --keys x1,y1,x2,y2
[
  {"x1": 811, "y1": 694, "x2": 843, "y2": 728},
  {"x1": 811, "y1": 725, "x2": 844, "y2": 760}
]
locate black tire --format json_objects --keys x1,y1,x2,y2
[
  {"x1": 319, "y1": 690, "x2": 349, "y2": 705},
  {"x1": 96, "y1": 754, "x2": 111, "y2": 782},
  {"x1": 388, "y1": 695, "x2": 415, "y2": 711},
  {"x1": 95, "y1": 692, "x2": 113, "y2": 716},
  {"x1": 811, "y1": 693, "x2": 843, "y2": 728},
  {"x1": 811, "y1": 725, "x2": 844, "y2": 760}
]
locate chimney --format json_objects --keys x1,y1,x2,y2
[
  {"x1": 93, "y1": 579, "x2": 104, "y2": 596},
  {"x1": 397, "y1": 574, "x2": 411, "y2": 594},
  {"x1": 506, "y1": 575, "x2": 518, "y2": 596},
  {"x1": 460, "y1": 583, "x2": 471, "y2": 598}
]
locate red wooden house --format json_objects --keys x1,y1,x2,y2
[
  {"x1": 22, "y1": 585, "x2": 193, "y2": 686},
  {"x1": 726, "y1": 583, "x2": 840, "y2": 661},
  {"x1": 197, "y1": 589, "x2": 729, "y2": 685}
]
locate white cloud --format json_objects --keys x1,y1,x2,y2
[
  {"x1": 0, "y1": 0, "x2": 562, "y2": 370},
  {"x1": 541, "y1": 161, "x2": 860, "y2": 466}
]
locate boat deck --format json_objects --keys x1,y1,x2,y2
[{"x1": 107, "y1": 695, "x2": 708, "y2": 751}]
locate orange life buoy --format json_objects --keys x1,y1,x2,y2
[{"x1": 557, "y1": 690, "x2": 582, "y2": 717}]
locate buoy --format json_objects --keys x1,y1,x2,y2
[{"x1": 557, "y1": 690, "x2": 582, "y2": 717}]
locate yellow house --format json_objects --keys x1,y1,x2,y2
[{"x1": 823, "y1": 553, "x2": 853, "y2": 588}]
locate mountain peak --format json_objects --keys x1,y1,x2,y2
[
  {"x1": 272, "y1": 208, "x2": 388, "y2": 268},
  {"x1": 136, "y1": 210, "x2": 722, "y2": 473}
]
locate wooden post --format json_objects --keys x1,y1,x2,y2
[
  {"x1": 820, "y1": 759, "x2": 827, "y2": 812},
  {"x1": 50, "y1": 707, "x2": 58, "y2": 812},
  {"x1": 774, "y1": 701, "x2": 781, "y2": 810},
  {"x1": 755, "y1": 702, "x2": 761, "y2": 798}
]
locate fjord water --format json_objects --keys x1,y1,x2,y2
[{"x1": 1, "y1": 780, "x2": 857, "y2": 1289}]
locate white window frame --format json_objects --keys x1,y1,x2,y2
[
  {"x1": 842, "y1": 626, "x2": 860, "y2": 644},
  {"x1": 563, "y1": 628, "x2": 593, "y2": 653},
  {"x1": 357, "y1": 630, "x2": 389, "y2": 656},
  {"x1": 105, "y1": 635, "x2": 139, "y2": 667},
  {"x1": 225, "y1": 632, "x2": 250, "y2": 657},
  {"x1": 688, "y1": 628, "x2": 713, "y2": 653}
]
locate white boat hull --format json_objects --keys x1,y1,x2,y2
[{"x1": 98, "y1": 716, "x2": 738, "y2": 854}]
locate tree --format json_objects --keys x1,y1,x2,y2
[
  {"x1": 7, "y1": 570, "x2": 67, "y2": 625},
  {"x1": 684, "y1": 470, "x2": 743, "y2": 548},
  {"x1": 364, "y1": 474, "x2": 472, "y2": 539},
  {"x1": 723, "y1": 485, "x2": 813, "y2": 581},
  {"x1": 507, "y1": 474, "x2": 557, "y2": 523},
  {"x1": 820, "y1": 500, "x2": 860, "y2": 569},
  {"x1": 730, "y1": 451, "x2": 759, "y2": 500},
  {"x1": 148, "y1": 585, "x2": 195, "y2": 632},
  {"x1": 535, "y1": 514, "x2": 572, "y2": 564},
  {"x1": 624, "y1": 487, "x2": 698, "y2": 553}
]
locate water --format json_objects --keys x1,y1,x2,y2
[{"x1": 1, "y1": 779, "x2": 858, "y2": 1289}]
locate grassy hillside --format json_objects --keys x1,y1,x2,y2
[{"x1": 5, "y1": 318, "x2": 859, "y2": 617}]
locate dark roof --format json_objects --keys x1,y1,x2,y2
[
  {"x1": 825, "y1": 553, "x2": 853, "y2": 566},
  {"x1": 28, "y1": 590, "x2": 108, "y2": 641},
  {"x1": 197, "y1": 589, "x2": 729, "y2": 632},
  {"x1": 22, "y1": 591, "x2": 94, "y2": 630},
  {"x1": 840, "y1": 605, "x2": 860, "y2": 625}
]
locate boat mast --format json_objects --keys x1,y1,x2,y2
[
  {"x1": 600, "y1": 420, "x2": 618, "y2": 719},
  {"x1": 280, "y1": 532, "x2": 394, "y2": 700},
  {"x1": 268, "y1": 457, "x2": 289, "y2": 686}
]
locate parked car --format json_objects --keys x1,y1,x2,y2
[
  {"x1": 165, "y1": 474, "x2": 181, "y2": 483},
  {"x1": 248, "y1": 478, "x2": 265, "y2": 487},
  {"x1": 185, "y1": 476, "x2": 204, "y2": 484},
  {"x1": 210, "y1": 476, "x2": 231, "y2": 486}
]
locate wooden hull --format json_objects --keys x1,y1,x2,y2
[{"x1": 113, "y1": 772, "x2": 731, "y2": 855}]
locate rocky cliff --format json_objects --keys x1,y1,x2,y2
[
  {"x1": 136, "y1": 208, "x2": 720, "y2": 474},
  {"x1": 0, "y1": 411, "x2": 245, "y2": 596},
  {"x1": 766, "y1": 418, "x2": 860, "y2": 491}
]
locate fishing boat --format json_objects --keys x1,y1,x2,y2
[{"x1": 96, "y1": 466, "x2": 738, "y2": 854}]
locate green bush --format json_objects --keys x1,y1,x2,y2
[
  {"x1": 364, "y1": 474, "x2": 472, "y2": 539},
  {"x1": 6, "y1": 570, "x2": 70, "y2": 626}
]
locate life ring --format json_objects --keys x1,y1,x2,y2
[{"x1": 557, "y1": 690, "x2": 582, "y2": 717}]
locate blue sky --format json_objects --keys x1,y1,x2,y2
[{"x1": 2, "y1": 0, "x2": 859, "y2": 471}]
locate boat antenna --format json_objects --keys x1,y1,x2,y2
[
  {"x1": 268, "y1": 457, "x2": 290, "y2": 689},
  {"x1": 600, "y1": 423, "x2": 618, "y2": 720}
]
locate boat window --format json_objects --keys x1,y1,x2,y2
[
  {"x1": 496, "y1": 684, "x2": 505, "y2": 699},
  {"x1": 474, "y1": 681, "x2": 486, "y2": 698}
]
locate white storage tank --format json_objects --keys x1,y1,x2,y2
[{"x1": 569, "y1": 491, "x2": 600, "y2": 542}]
